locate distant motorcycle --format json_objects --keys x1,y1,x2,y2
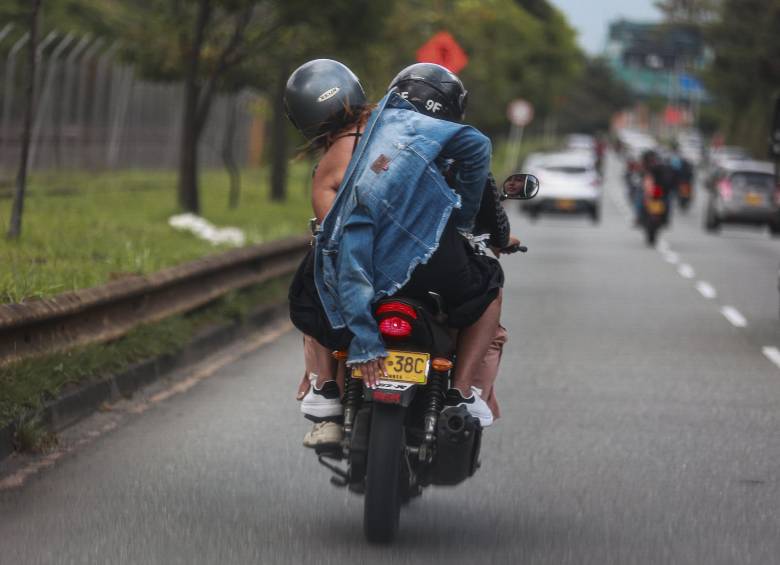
[
  {"x1": 640, "y1": 177, "x2": 669, "y2": 246},
  {"x1": 316, "y1": 173, "x2": 538, "y2": 544}
]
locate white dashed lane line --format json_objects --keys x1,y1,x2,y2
[
  {"x1": 695, "y1": 281, "x2": 717, "y2": 299},
  {"x1": 762, "y1": 346, "x2": 780, "y2": 369},
  {"x1": 721, "y1": 306, "x2": 748, "y2": 328},
  {"x1": 663, "y1": 251, "x2": 680, "y2": 264},
  {"x1": 677, "y1": 264, "x2": 695, "y2": 279}
]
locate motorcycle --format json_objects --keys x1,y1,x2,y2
[
  {"x1": 315, "y1": 173, "x2": 539, "y2": 543},
  {"x1": 640, "y1": 177, "x2": 669, "y2": 246},
  {"x1": 677, "y1": 179, "x2": 693, "y2": 211}
]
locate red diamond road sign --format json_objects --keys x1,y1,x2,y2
[{"x1": 416, "y1": 31, "x2": 468, "y2": 74}]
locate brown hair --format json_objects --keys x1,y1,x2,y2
[{"x1": 300, "y1": 103, "x2": 376, "y2": 157}]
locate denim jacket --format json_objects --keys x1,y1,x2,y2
[{"x1": 314, "y1": 92, "x2": 491, "y2": 364}]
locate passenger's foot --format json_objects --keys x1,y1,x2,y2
[
  {"x1": 303, "y1": 421, "x2": 343, "y2": 448},
  {"x1": 301, "y1": 379, "x2": 343, "y2": 419},
  {"x1": 445, "y1": 386, "x2": 494, "y2": 427}
]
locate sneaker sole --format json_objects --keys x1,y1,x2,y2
[{"x1": 300, "y1": 402, "x2": 343, "y2": 419}]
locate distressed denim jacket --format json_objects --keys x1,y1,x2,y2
[{"x1": 314, "y1": 92, "x2": 491, "y2": 364}]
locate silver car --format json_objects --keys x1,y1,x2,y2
[{"x1": 705, "y1": 160, "x2": 780, "y2": 235}]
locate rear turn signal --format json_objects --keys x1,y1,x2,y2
[
  {"x1": 332, "y1": 350, "x2": 347, "y2": 360},
  {"x1": 431, "y1": 358, "x2": 453, "y2": 372},
  {"x1": 379, "y1": 316, "x2": 412, "y2": 339}
]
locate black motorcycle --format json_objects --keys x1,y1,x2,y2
[
  {"x1": 640, "y1": 180, "x2": 669, "y2": 246},
  {"x1": 315, "y1": 173, "x2": 539, "y2": 543}
]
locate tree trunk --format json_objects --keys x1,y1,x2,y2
[
  {"x1": 177, "y1": 0, "x2": 211, "y2": 214},
  {"x1": 223, "y1": 94, "x2": 241, "y2": 209},
  {"x1": 270, "y1": 62, "x2": 289, "y2": 202},
  {"x1": 7, "y1": 0, "x2": 41, "y2": 240}
]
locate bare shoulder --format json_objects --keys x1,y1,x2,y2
[{"x1": 313, "y1": 135, "x2": 355, "y2": 191}]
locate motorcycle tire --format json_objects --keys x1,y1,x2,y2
[
  {"x1": 645, "y1": 225, "x2": 657, "y2": 247},
  {"x1": 363, "y1": 403, "x2": 405, "y2": 543}
]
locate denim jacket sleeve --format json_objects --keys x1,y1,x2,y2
[
  {"x1": 441, "y1": 127, "x2": 492, "y2": 231},
  {"x1": 336, "y1": 203, "x2": 388, "y2": 365}
]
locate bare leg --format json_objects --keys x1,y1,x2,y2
[
  {"x1": 470, "y1": 324, "x2": 507, "y2": 418},
  {"x1": 297, "y1": 334, "x2": 338, "y2": 399},
  {"x1": 451, "y1": 290, "x2": 502, "y2": 397}
]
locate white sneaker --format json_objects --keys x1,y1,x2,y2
[
  {"x1": 303, "y1": 421, "x2": 343, "y2": 448},
  {"x1": 300, "y1": 379, "x2": 343, "y2": 419},
  {"x1": 445, "y1": 386, "x2": 494, "y2": 427}
]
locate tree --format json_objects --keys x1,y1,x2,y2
[
  {"x1": 5, "y1": 0, "x2": 42, "y2": 240},
  {"x1": 704, "y1": 0, "x2": 780, "y2": 153},
  {"x1": 557, "y1": 57, "x2": 635, "y2": 134},
  {"x1": 79, "y1": 0, "x2": 279, "y2": 214}
]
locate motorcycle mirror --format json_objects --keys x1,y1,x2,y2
[{"x1": 501, "y1": 173, "x2": 540, "y2": 200}]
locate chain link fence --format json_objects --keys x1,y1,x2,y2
[{"x1": 0, "y1": 25, "x2": 263, "y2": 176}]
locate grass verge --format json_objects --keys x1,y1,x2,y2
[
  {"x1": 0, "y1": 165, "x2": 313, "y2": 303},
  {"x1": 0, "y1": 276, "x2": 290, "y2": 431}
]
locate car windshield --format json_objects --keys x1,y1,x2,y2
[{"x1": 731, "y1": 172, "x2": 775, "y2": 191}]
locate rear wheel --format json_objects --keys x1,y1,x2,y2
[
  {"x1": 590, "y1": 205, "x2": 600, "y2": 224},
  {"x1": 769, "y1": 222, "x2": 780, "y2": 238},
  {"x1": 704, "y1": 201, "x2": 720, "y2": 233},
  {"x1": 645, "y1": 224, "x2": 657, "y2": 246},
  {"x1": 363, "y1": 403, "x2": 405, "y2": 543}
]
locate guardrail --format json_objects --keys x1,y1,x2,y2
[{"x1": 0, "y1": 235, "x2": 309, "y2": 366}]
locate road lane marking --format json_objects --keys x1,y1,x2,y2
[
  {"x1": 677, "y1": 264, "x2": 695, "y2": 279},
  {"x1": 720, "y1": 306, "x2": 747, "y2": 328},
  {"x1": 695, "y1": 281, "x2": 717, "y2": 299},
  {"x1": 657, "y1": 239, "x2": 670, "y2": 253},
  {"x1": 663, "y1": 251, "x2": 679, "y2": 264},
  {"x1": 0, "y1": 320, "x2": 293, "y2": 491},
  {"x1": 762, "y1": 346, "x2": 780, "y2": 369}
]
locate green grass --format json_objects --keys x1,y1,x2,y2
[
  {"x1": 0, "y1": 277, "x2": 290, "y2": 431},
  {"x1": 0, "y1": 165, "x2": 314, "y2": 303}
]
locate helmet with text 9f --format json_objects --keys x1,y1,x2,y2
[{"x1": 387, "y1": 62, "x2": 468, "y2": 122}]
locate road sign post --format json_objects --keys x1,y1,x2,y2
[{"x1": 505, "y1": 99, "x2": 534, "y2": 175}]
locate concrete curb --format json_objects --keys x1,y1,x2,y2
[{"x1": 0, "y1": 301, "x2": 288, "y2": 463}]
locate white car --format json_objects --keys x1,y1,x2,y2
[{"x1": 521, "y1": 151, "x2": 603, "y2": 223}]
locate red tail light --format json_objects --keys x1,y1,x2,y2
[
  {"x1": 376, "y1": 302, "x2": 417, "y2": 319},
  {"x1": 718, "y1": 179, "x2": 732, "y2": 200},
  {"x1": 647, "y1": 185, "x2": 664, "y2": 199},
  {"x1": 379, "y1": 316, "x2": 412, "y2": 339}
]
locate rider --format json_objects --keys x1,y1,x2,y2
[{"x1": 287, "y1": 62, "x2": 517, "y2": 440}]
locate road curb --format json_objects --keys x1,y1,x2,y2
[{"x1": 0, "y1": 301, "x2": 289, "y2": 464}]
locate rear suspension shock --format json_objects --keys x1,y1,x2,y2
[
  {"x1": 342, "y1": 368, "x2": 362, "y2": 440},
  {"x1": 423, "y1": 370, "x2": 447, "y2": 446}
]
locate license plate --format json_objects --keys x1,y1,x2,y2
[
  {"x1": 352, "y1": 350, "x2": 430, "y2": 384},
  {"x1": 646, "y1": 200, "x2": 666, "y2": 215},
  {"x1": 555, "y1": 199, "x2": 576, "y2": 210},
  {"x1": 744, "y1": 192, "x2": 764, "y2": 206}
]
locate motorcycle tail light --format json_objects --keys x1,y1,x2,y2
[
  {"x1": 375, "y1": 301, "x2": 417, "y2": 319},
  {"x1": 379, "y1": 316, "x2": 412, "y2": 339},
  {"x1": 650, "y1": 185, "x2": 664, "y2": 199},
  {"x1": 718, "y1": 179, "x2": 732, "y2": 200}
]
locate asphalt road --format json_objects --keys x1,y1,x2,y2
[{"x1": 2, "y1": 153, "x2": 780, "y2": 564}]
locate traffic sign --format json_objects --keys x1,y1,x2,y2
[
  {"x1": 507, "y1": 99, "x2": 534, "y2": 127},
  {"x1": 416, "y1": 32, "x2": 468, "y2": 74}
]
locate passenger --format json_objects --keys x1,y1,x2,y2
[{"x1": 287, "y1": 61, "x2": 520, "y2": 446}]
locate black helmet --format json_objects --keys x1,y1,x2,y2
[
  {"x1": 284, "y1": 59, "x2": 367, "y2": 140},
  {"x1": 387, "y1": 63, "x2": 468, "y2": 122}
]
